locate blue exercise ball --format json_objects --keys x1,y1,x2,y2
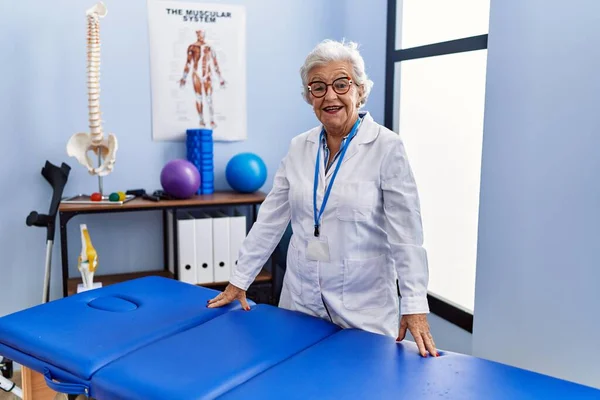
[{"x1": 226, "y1": 153, "x2": 267, "y2": 193}]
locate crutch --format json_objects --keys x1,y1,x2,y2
[
  {"x1": 0, "y1": 161, "x2": 71, "y2": 399},
  {"x1": 26, "y1": 160, "x2": 71, "y2": 303}
]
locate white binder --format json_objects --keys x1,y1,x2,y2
[
  {"x1": 189, "y1": 211, "x2": 214, "y2": 284},
  {"x1": 229, "y1": 209, "x2": 247, "y2": 273},
  {"x1": 176, "y1": 211, "x2": 197, "y2": 284},
  {"x1": 210, "y1": 211, "x2": 231, "y2": 283}
]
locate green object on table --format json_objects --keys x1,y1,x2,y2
[{"x1": 109, "y1": 192, "x2": 120, "y2": 202}]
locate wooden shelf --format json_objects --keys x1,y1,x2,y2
[
  {"x1": 58, "y1": 190, "x2": 275, "y2": 302},
  {"x1": 59, "y1": 191, "x2": 267, "y2": 213},
  {"x1": 66, "y1": 268, "x2": 272, "y2": 296}
]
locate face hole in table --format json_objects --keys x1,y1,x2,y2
[{"x1": 87, "y1": 296, "x2": 139, "y2": 312}]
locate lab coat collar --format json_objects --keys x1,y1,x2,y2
[{"x1": 308, "y1": 111, "x2": 379, "y2": 180}]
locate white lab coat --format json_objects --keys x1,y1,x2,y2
[{"x1": 229, "y1": 111, "x2": 429, "y2": 337}]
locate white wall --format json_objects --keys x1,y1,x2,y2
[
  {"x1": 473, "y1": 0, "x2": 600, "y2": 389},
  {"x1": 0, "y1": 0, "x2": 342, "y2": 317},
  {"x1": 340, "y1": 0, "x2": 387, "y2": 125},
  {"x1": 0, "y1": 0, "x2": 475, "y2": 359}
]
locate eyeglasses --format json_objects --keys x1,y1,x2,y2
[{"x1": 307, "y1": 77, "x2": 354, "y2": 98}]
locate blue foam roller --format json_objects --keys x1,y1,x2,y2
[
  {"x1": 186, "y1": 129, "x2": 212, "y2": 135},
  {"x1": 186, "y1": 128, "x2": 214, "y2": 181}
]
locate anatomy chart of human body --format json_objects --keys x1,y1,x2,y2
[
  {"x1": 179, "y1": 29, "x2": 226, "y2": 129},
  {"x1": 148, "y1": 1, "x2": 247, "y2": 141}
]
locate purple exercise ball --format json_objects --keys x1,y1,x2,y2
[{"x1": 160, "y1": 159, "x2": 201, "y2": 199}]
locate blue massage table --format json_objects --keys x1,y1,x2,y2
[{"x1": 0, "y1": 276, "x2": 598, "y2": 399}]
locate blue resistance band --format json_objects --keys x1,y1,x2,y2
[{"x1": 313, "y1": 118, "x2": 361, "y2": 237}]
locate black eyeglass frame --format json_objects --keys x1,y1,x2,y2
[{"x1": 307, "y1": 76, "x2": 357, "y2": 98}]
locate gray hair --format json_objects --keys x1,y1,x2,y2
[{"x1": 300, "y1": 39, "x2": 374, "y2": 108}]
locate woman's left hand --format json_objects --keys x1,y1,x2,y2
[{"x1": 397, "y1": 314, "x2": 439, "y2": 357}]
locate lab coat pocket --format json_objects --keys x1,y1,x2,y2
[
  {"x1": 342, "y1": 253, "x2": 387, "y2": 310},
  {"x1": 335, "y1": 181, "x2": 377, "y2": 221},
  {"x1": 284, "y1": 240, "x2": 303, "y2": 296},
  {"x1": 290, "y1": 187, "x2": 313, "y2": 222},
  {"x1": 289, "y1": 188, "x2": 300, "y2": 216}
]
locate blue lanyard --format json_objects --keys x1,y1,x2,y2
[{"x1": 313, "y1": 118, "x2": 361, "y2": 237}]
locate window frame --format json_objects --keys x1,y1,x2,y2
[{"x1": 384, "y1": 0, "x2": 489, "y2": 333}]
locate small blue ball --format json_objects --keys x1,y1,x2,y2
[{"x1": 226, "y1": 153, "x2": 267, "y2": 193}]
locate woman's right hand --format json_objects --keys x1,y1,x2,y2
[{"x1": 207, "y1": 283, "x2": 251, "y2": 311}]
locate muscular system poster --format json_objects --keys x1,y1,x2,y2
[{"x1": 147, "y1": 1, "x2": 247, "y2": 141}]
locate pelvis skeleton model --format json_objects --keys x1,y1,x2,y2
[{"x1": 66, "y1": 1, "x2": 118, "y2": 177}]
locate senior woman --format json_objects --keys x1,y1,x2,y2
[{"x1": 208, "y1": 39, "x2": 438, "y2": 357}]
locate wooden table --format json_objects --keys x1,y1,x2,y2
[{"x1": 58, "y1": 191, "x2": 271, "y2": 299}]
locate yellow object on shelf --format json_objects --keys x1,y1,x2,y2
[{"x1": 78, "y1": 224, "x2": 99, "y2": 290}]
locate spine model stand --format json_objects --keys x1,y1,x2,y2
[{"x1": 66, "y1": 1, "x2": 118, "y2": 194}]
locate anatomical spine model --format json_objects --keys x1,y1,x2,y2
[{"x1": 67, "y1": 1, "x2": 118, "y2": 178}]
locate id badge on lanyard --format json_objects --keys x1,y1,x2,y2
[{"x1": 308, "y1": 118, "x2": 361, "y2": 261}]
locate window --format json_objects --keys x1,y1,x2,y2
[{"x1": 385, "y1": 0, "x2": 490, "y2": 332}]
